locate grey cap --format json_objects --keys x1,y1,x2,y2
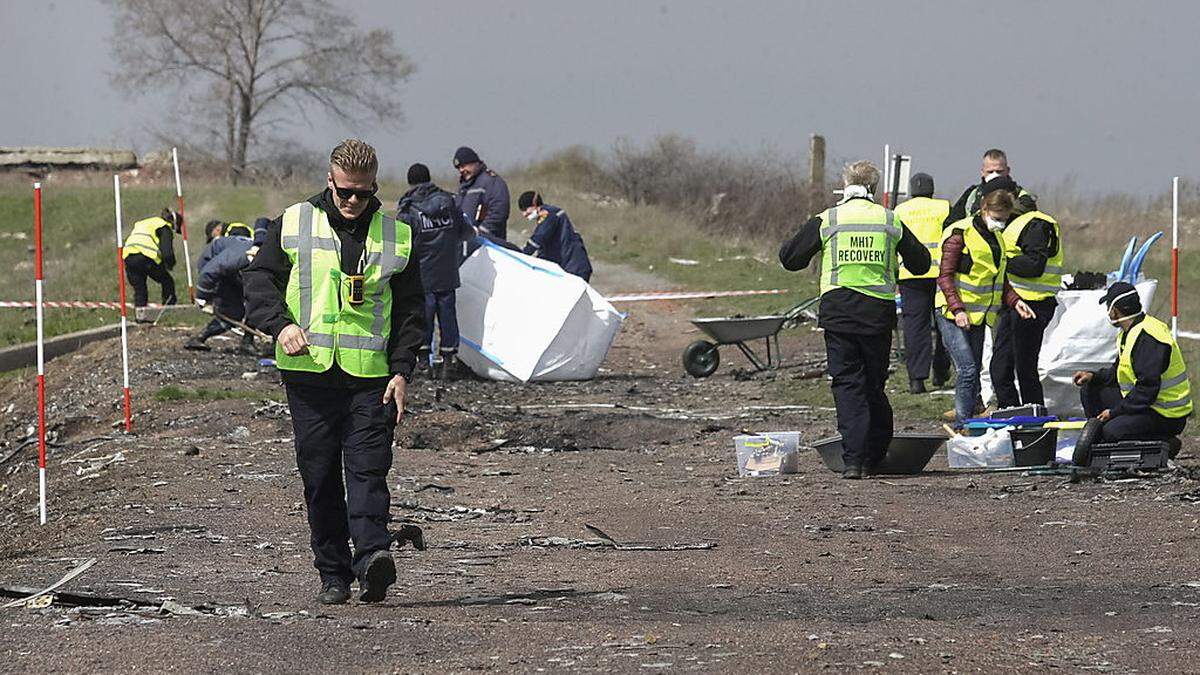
[{"x1": 909, "y1": 172, "x2": 934, "y2": 198}]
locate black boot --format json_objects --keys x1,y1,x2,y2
[
  {"x1": 1072, "y1": 418, "x2": 1104, "y2": 467},
  {"x1": 1168, "y1": 436, "x2": 1183, "y2": 459},
  {"x1": 439, "y1": 353, "x2": 459, "y2": 381},
  {"x1": 184, "y1": 336, "x2": 211, "y2": 351},
  {"x1": 842, "y1": 464, "x2": 863, "y2": 479},
  {"x1": 316, "y1": 581, "x2": 350, "y2": 605},
  {"x1": 908, "y1": 379, "x2": 927, "y2": 394},
  {"x1": 237, "y1": 334, "x2": 257, "y2": 356},
  {"x1": 358, "y1": 551, "x2": 396, "y2": 603}
]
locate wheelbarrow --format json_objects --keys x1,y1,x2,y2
[{"x1": 681, "y1": 297, "x2": 818, "y2": 378}]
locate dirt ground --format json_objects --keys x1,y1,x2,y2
[{"x1": 2, "y1": 265, "x2": 1200, "y2": 674}]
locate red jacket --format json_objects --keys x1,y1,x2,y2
[{"x1": 937, "y1": 231, "x2": 1021, "y2": 315}]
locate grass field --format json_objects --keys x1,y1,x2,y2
[{"x1": 0, "y1": 167, "x2": 1195, "y2": 375}]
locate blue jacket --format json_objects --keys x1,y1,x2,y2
[
  {"x1": 398, "y1": 182, "x2": 475, "y2": 292},
  {"x1": 522, "y1": 205, "x2": 593, "y2": 281},
  {"x1": 196, "y1": 235, "x2": 254, "y2": 315},
  {"x1": 456, "y1": 163, "x2": 510, "y2": 241}
]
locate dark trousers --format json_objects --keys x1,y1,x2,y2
[
  {"x1": 899, "y1": 279, "x2": 951, "y2": 383},
  {"x1": 423, "y1": 290, "x2": 460, "y2": 355},
  {"x1": 824, "y1": 330, "x2": 894, "y2": 468},
  {"x1": 123, "y1": 253, "x2": 177, "y2": 307},
  {"x1": 196, "y1": 289, "x2": 247, "y2": 342},
  {"x1": 286, "y1": 383, "x2": 397, "y2": 586},
  {"x1": 1080, "y1": 380, "x2": 1187, "y2": 442},
  {"x1": 990, "y1": 298, "x2": 1057, "y2": 407}
]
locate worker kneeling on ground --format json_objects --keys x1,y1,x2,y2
[
  {"x1": 779, "y1": 160, "x2": 930, "y2": 479},
  {"x1": 244, "y1": 139, "x2": 425, "y2": 606},
  {"x1": 935, "y1": 188, "x2": 1036, "y2": 426},
  {"x1": 1073, "y1": 282, "x2": 1190, "y2": 456},
  {"x1": 122, "y1": 208, "x2": 180, "y2": 322},
  {"x1": 186, "y1": 218, "x2": 269, "y2": 354},
  {"x1": 518, "y1": 190, "x2": 593, "y2": 281},
  {"x1": 894, "y1": 172, "x2": 952, "y2": 393}
]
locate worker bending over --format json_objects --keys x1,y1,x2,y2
[
  {"x1": 1074, "y1": 282, "x2": 1190, "y2": 453},
  {"x1": 186, "y1": 218, "x2": 269, "y2": 354},
  {"x1": 894, "y1": 172, "x2": 951, "y2": 393},
  {"x1": 990, "y1": 193, "x2": 1064, "y2": 408},
  {"x1": 517, "y1": 191, "x2": 593, "y2": 281},
  {"x1": 779, "y1": 161, "x2": 930, "y2": 478},
  {"x1": 123, "y1": 208, "x2": 180, "y2": 322}
]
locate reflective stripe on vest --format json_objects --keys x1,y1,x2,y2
[
  {"x1": 894, "y1": 197, "x2": 950, "y2": 280},
  {"x1": 276, "y1": 202, "x2": 412, "y2": 378},
  {"x1": 1003, "y1": 210, "x2": 1063, "y2": 301},
  {"x1": 818, "y1": 200, "x2": 901, "y2": 300},
  {"x1": 936, "y1": 217, "x2": 1006, "y2": 326},
  {"x1": 1116, "y1": 315, "x2": 1193, "y2": 418},
  {"x1": 123, "y1": 216, "x2": 168, "y2": 263}
]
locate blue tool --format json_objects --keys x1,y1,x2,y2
[
  {"x1": 1116, "y1": 236, "x2": 1138, "y2": 282},
  {"x1": 1127, "y1": 231, "x2": 1163, "y2": 281}
]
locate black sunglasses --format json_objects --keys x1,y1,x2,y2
[{"x1": 331, "y1": 178, "x2": 378, "y2": 201}]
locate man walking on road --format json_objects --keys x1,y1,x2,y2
[
  {"x1": 894, "y1": 172, "x2": 952, "y2": 393},
  {"x1": 244, "y1": 139, "x2": 424, "y2": 605},
  {"x1": 779, "y1": 161, "x2": 931, "y2": 478}
]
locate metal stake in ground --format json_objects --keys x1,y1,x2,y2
[
  {"x1": 172, "y1": 147, "x2": 195, "y2": 302},
  {"x1": 112, "y1": 175, "x2": 133, "y2": 433},
  {"x1": 33, "y1": 182, "x2": 47, "y2": 525},
  {"x1": 1172, "y1": 176, "x2": 1180, "y2": 340}
]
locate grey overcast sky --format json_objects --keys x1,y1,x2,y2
[{"x1": 1, "y1": 0, "x2": 1195, "y2": 195}]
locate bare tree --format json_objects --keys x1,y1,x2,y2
[{"x1": 108, "y1": 0, "x2": 415, "y2": 182}]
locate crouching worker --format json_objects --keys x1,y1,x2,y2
[
  {"x1": 1073, "y1": 282, "x2": 1190, "y2": 454},
  {"x1": 398, "y1": 162, "x2": 475, "y2": 378},
  {"x1": 186, "y1": 218, "x2": 269, "y2": 354},
  {"x1": 123, "y1": 208, "x2": 180, "y2": 322},
  {"x1": 244, "y1": 139, "x2": 425, "y2": 605},
  {"x1": 779, "y1": 160, "x2": 930, "y2": 479},
  {"x1": 517, "y1": 191, "x2": 593, "y2": 281}
]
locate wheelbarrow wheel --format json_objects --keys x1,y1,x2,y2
[{"x1": 682, "y1": 340, "x2": 720, "y2": 378}]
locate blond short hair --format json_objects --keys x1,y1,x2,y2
[
  {"x1": 330, "y1": 139, "x2": 378, "y2": 175},
  {"x1": 842, "y1": 160, "x2": 880, "y2": 191},
  {"x1": 981, "y1": 189, "x2": 1014, "y2": 214}
]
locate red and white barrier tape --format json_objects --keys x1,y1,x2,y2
[
  {"x1": 606, "y1": 289, "x2": 788, "y2": 302},
  {"x1": 0, "y1": 301, "x2": 190, "y2": 310}
]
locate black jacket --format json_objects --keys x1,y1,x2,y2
[
  {"x1": 778, "y1": 197, "x2": 930, "y2": 334},
  {"x1": 945, "y1": 180, "x2": 1038, "y2": 226},
  {"x1": 456, "y1": 164, "x2": 510, "y2": 240},
  {"x1": 1092, "y1": 315, "x2": 1175, "y2": 418},
  {"x1": 398, "y1": 182, "x2": 475, "y2": 293},
  {"x1": 1005, "y1": 216, "x2": 1058, "y2": 279},
  {"x1": 243, "y1": 190, "x2": 425, "y2": 387}
]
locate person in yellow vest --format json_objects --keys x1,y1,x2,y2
[
  {"x1": 895, "y1": 172, "x2": 952, "y2": 393},
  {"x1": 1073, "y1": 282, "x2": 1190, "y2": 453},
  {"x1": 122, "y1": 208, "x2": 179, "y2": 321},
  {"x1": 935, "y1": 189, "x2": 1036, "y2": 426},
  {"x1": 243, "y1": 139, "x2": 425, "y2": 606},
  {"x1": 780, "y1": 161, "x2": 931, "y2": 479},
  {"x1": 989, "y1": 191, "x2": 1063, "y2": 408}
]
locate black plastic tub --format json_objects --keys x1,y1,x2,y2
[
  {"x1": 1009, "y1": 427, "x2": 1057, "y2": 467},
  {"x1": 811, "y1": 433, "x2": 947, "y2": 474}
]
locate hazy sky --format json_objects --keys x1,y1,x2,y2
[{"x1": 2, "y1": 1, "x2": 1195, "y2": 195}]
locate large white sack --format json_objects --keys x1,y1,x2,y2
[
  {"x1": 980, "y1": 280, "x2": 1157, "y2": 417},
  {"x1": 455, "y1": 240, "x2": 623, "y2": 382}
]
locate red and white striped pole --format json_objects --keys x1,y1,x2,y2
[
  {"x1": 113, "y1": 175, "x2": 133, "y2": 433},
  {"x1": 172, "y1": 147, "x2": 194, "y2": 301},
  {"x1": 33, "y1": 182, "x2": 48, "y2": 525},
  {"x1": 1172, "y1": 176, "x2": 1180, "y2": 340}
]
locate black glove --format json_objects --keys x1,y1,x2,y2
[{"x1": 958, "y1": 253, "x2": 973, "y2": 274}]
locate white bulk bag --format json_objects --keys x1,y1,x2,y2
[{"x1": 455, "y1": 240, "x2": 623, "y2": 382}]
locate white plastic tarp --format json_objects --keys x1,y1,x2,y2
[
  {"x1": 455, "y1": 240, "x2": 623, "y2": 382},
  {"x1": 980, "y1": 280, "x2": 1157, "y2": 417}
]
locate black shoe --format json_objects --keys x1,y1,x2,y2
[
  {"x1": 842, "y1": 464, "x2": 863, "y2": 479},
  {"x1": 1168, "y1": 436, "x2": 1183, "y2": 459},
  {"x1": 184, "y1": 337, "x2": 211, "y2": 351},
  {"x1": 358, "y1": 551, "x2": 396, "y2": 603},
  {"x1": 316, "y1": 581, "x2": 351, "y2": 605},
  {"x1": 908, "y1": 379, "x2": 927, "y2": 394},
  {"x1": 440, "y1": 353, "x2": 459, "y2": 381},
  {"x1": 863, "y1": 461, "x2": 881, "y2": 477},
  {"x1": 931, "y1": 375, "x2": 949, "y2": 388}
]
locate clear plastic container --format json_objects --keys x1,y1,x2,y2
[
  {"x1": 1046, "y1": 420, "x2": 1086, "y2": 464},
  {"x1": 733, "y1": 431, "x2": 802, "y2": 477}
]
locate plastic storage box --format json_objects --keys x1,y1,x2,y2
[
  {"x1": 1086, "y1": 440, "x2": 1169, "y2": 471},
  {"x1": 1009, "y1": 427, "x2": 1058, "y2": 467},
  {"x1": 733, "y1": 431, "x2": 801, "y2": 477}
]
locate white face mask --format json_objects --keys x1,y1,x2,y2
[
  {"x1": 984, "y1": 216, "x2": 1006, "y2": 232},
  {"x1": 983, "y1": 171, "x2": 1003, "y2": 182},
  {"x1": 525, "y1": 209, "x2": 539, "y2": 222}
]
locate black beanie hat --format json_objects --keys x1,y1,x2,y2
[
  {"x1": 407, "y1": 163, "x2": 431, "y2": 185},
  {"x1": 517, "y1": 191, "x2": 542, "y2": 210},
  {"x1": 979, "y1": 174, "x2": 1018, "y2": 197},
  {"x1": 909, "y1": 172, "x2": 934, "y2": 198},
  {"x1": 453, "y1": 146, "x2": 480, "y2": 167},
  {"x1": 1098, "y1": 281, "x2": 1142, "y2": 317}
]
